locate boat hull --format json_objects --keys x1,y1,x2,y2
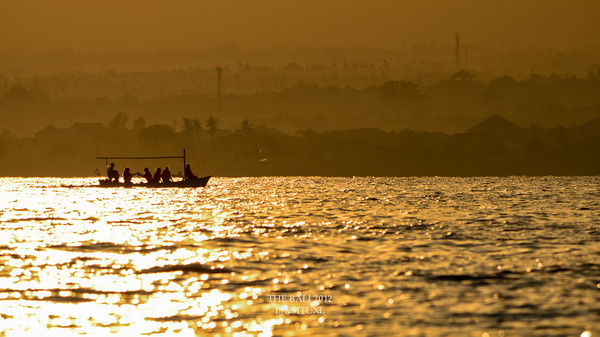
[{"x1": 98, "y1": 176, "x2": 211, "y2": 188}]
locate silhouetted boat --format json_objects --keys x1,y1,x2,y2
[
  {"x1": 96, "y1": 149, "x2": 210, "y2": 188},
  {"x1": 97, "y1": 176, "x2": 211, "y2": 188}
]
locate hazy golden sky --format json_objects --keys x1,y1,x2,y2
[{"x1": 1, "y1": 0, "x2": 599, "y2": 53}]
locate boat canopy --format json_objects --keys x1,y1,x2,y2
[{"x1": 97, "y1": 149, "x2": 187, "y2": 172}]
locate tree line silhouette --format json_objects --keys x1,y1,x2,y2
[
  {"x1": 1, "y1": 66, "x2": 600, "y2": 176},
  {"x1": 0, "y1": 111, "x2": 599, "y2": 177},
  {"x1": 2, "y1": 69, "x2": 600, "y2": 137}
]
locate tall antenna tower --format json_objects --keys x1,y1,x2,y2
[
  {"x1": 455, "y1": 33, "x2": 461, "y2": 70},
  {"x1": 216, "y1": 66, "x2": 223, "y2": 115}
]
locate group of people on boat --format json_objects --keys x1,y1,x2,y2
[{"x1": 106, "y1": 162, "x2": 198, "y2": 184}]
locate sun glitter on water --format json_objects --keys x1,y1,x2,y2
[{"x1": 1, "y1": 177, "x2": 599, "y2": 336}]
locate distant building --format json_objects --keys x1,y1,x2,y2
[
  {"x1": 117, "y1": 93, "x2": 138, "y2": 103},
  {"x1": 578, "y1": 117, "x2": 600, "y2": 138},
  {"x1": 34, "y1": 125, "x2": 69, "y2": 142},
  {"x1": 468, "y1": 114, "x2": 524, "y2": 138},
  {"x1": 69, "y1": 123, "x2": 107, "y2": 137},
  {"x1": 35, "y1": 123, "x2": 108, "y2": 143},
  {"x1": 0, "y1": 86, "x2": 39, "y2": 105},
  {"x1": 450, "y1": 69, "x2": 474, "y2": 81}
]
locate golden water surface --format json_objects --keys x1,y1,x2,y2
[{"x1": 0, "y1": 177, "x2": 599, "y2": 336}]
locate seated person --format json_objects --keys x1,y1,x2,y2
[
  {"x1": 107, "y1": 162, "x2": 119, "y2": 182},
  {"x1": 184, "y1": 164, "x2": 198, "y2": 180},
  {"x1": 123, "y1": 167, "x2": 134, "y2": 184},
  {"x1": 162, "y1": 166, "x2": 173, "y2": 183},
  {"x1": 140, "y1": 167, "x2": 153, "y2": 183},
  {"x1": 153, "y1": 167, "x2": 162, "y2": 183}
]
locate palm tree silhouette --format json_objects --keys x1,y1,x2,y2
[
  {"x1": 240, "y1": 119, "x2": 254, "y2": 135},
  {"x1": 205, "y1": 115, "x2": 220, "y2": 138}
]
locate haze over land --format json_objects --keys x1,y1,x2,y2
[
  {"x1": 2, "y1": 0, "x2": 599, "y2": 52},
  {"x1": 1, "y1": 1, "x2": 599, "y2": 176}
]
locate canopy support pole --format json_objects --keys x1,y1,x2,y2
[{"x1": 183, "y1": 148, "x2": 187, "y2": 177}]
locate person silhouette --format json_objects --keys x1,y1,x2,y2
[
  {"x1": 184, "y1": 164, "x2": 198, "y2": 180},
  {"x1": 153, "y1": 167, "x2": 162, "y2": 183},
  {"x1": 162, "y1": 166, "x2": 173, "y2": 183},
  {"x1": 140, "y1": 167, "x2": 153, "y2": 183},
  {"x1": 123, "y1": 167, "x2": 134, "y2": 184},
  {"x1": 107, "y1": 162, "x2": 119, "y2": 182}
]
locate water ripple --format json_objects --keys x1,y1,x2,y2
[{"x1": 0, "y1": 176, "x2": 598, "y2": 336}]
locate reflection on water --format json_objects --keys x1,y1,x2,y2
[{"x1": 0, "y1": 177, "x2": 599, "y2": 336}]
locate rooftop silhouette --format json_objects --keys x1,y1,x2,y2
[
  {"x1": 467, "y1": 114, "x2": 525, "y2": 137},
  {"x1": 0, "y1": 86, "x2": 39, "y2": 105}
]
